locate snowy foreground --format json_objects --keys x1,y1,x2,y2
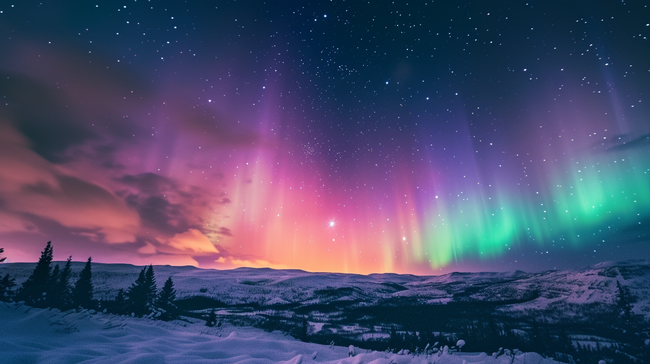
[{"x1": 0, "y1": 303, "x2": 563, "y2": 364}]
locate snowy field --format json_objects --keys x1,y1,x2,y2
[
  {"x1": 0, "y1": 302, "x2": 563, "y2": 364},
  {"x1": 3, "y1": 259, "x2": 649, "y2": 319}
]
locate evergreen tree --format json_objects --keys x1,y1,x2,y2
[
  {"x1": 0, "y1": 273, "x2": 16, "y2": 301},
  {"x1": 72, "y1": 257, "x2": 94, "y2": 309},
  {"x1": 113, "y1": 289, "x2": 127, "y2": 315},
  {"x1": 206, "y1": 308, "x2": 217, "y2": 327},
  {"x1": 144, "y1": 265, "x2": 157, "y2": 312},
  {"x1": 126, "y1": 267, "x2": 150, "y2": 316},
  {"x1": 299, "y1": 318, "x2": 309, "y2": 342},
  {"x1": 56, "y1": 257, "x2": 73, "y2": 310},
  {"x1": 389, "y1": 326, "x2": 399, "y2": 350},
  {"x1": 157, "y1": 276, "x2": 178, "y2": 320},
  {"x1": 46, "y1": 264, "x2": 61, "y2": 307},
  {"x1": 49, "y1": 264, "x2": 60, "y2": 287},
  {"x1": 16, "y1": 241, "x2": 53, "y2": 307},
  {"x1": 0, "y1": 247, "x2": 6, "y2": 263}
]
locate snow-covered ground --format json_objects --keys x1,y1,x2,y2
[
  {"x1": 0, "y1": 302, "x2": 563, "y2": 363},
  {"x1": 3, "y1": 259, "x2": 648, "y2": 318},
  {"x1": 2, "y1": 260, "x2": 648, "y2": 362}
]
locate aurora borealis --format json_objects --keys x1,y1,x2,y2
[{"x1": 1, "y1": 1, "x2": 649, "y2": 274}]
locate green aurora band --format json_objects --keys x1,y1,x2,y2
[{"x1": 421, "y1": 138, "x2": 650, "y2": 268}]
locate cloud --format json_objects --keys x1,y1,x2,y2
[
  {"x1": 109, "y1": 254, "x2": 200, "y2": 267},
  {"x1": 0, "y1": 211, "x2": 38, "y2": 234},
  {"x1": 217, "y1": 227, "x2": 233, "y2": 237},
  {"x1": 0, "y1": 70, "x2": 98, "y2": 163},
  {"x1": 0, "y1": 121, "x2": 140, "y2": 243},
  {"x1": 215, "y1": 256, "x2": 290, "y2": 270},
  {"x1": 119, "y1": 173, "x2": 177, "y2": 196},
  {"x1": 0, "y1": 41, "x2": 244, "y2": 266},
  {"x1": 0, "y1": 122, "x2": 59, "y2": 192},
  {"x1": 0, "y1": 41, "x2": 151, "y2": 164},
  {"x1": 137, "y1": 242, "x2": 158, "y2": 255},
  {"x1": 118, "y1": 172, "x2": 219, "y2": 238},
  {"x1": 165, "y1": 229, "x2": 219, "y2": 254},
  {"x1": 12, "y1": 174, "x2": 140, "y2": 243},
  {"x1": 125, "y1": 194, "x2": 189, "y2": 236}
]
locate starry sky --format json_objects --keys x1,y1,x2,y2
[{"x1": 1, "y1": 1, "x2": 649, "y2": 274}]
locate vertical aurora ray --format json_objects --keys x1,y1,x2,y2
[
  {"x1": 166, "y1": 65, "x2": 650, "y2": 274},
  {"x1": 211, "y1": 123, "x2": 649, "y2": 273},
  {"x1": 411, "y1": 140, "x2": 650, "y2": 270}
]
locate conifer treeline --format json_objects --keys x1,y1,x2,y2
[
  {"x1": 0, "y1": 242, "x2": 178, "y2": 321},
  {"x1": 0, "y1": 247, "x2": 15, "y2": 301}
]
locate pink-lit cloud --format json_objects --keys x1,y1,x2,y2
[
  {"x1": 165, "y1": 229, "x2": 220, "y2": 255},
  {"x1": 0, "y1": 42, "x2": 280, "y2": 270},
  {"x1": 0, "y1": 121, "x2": 140, "y2": 243}
]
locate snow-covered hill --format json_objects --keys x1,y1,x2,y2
[
  {"x1": 0, "y1": 302, "x2": 563, "y2": 363},
  {"x1": 3, "y1": 261, "x2": 649, "y2": 362},
  {"x1": 2, "y1": 259, "x2": 648, "y2": 319}
]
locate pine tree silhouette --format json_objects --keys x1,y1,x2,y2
[
  {"x1": 157, "y1": 276, "x2": 178, "y2": 321},
  {"x1": 206, "y1": 308, "x2": 217, "y2": 327},
  {"x1": 72, "y1": 257, "x2": 94, "y2": 309},
  {"x1": 0, "y1": 273, "x2": 16, "y2": 302},
  {"x1": 144, "y1": 265, "x2": 157, "y2": 312},
  {"x1": 299, "y1": 318, "x2": 309, "y2": 342},
  {"x1": 113, "y1": 289, "x2": 127, "y2": 315},
  {"x1": 46, "y1": 263, "x2": 61, "y2": 307},
  {"x1": 56, "y1": 257, "x2": 73, "y2": 310},
  {"x1": 126, "y1": 267, "x2": 147, "y2": 316},
  {"x1": 126, "y1": 266, "x2": 156, "y2": 316},
  {"x1": 0, "y1": 247, "x2": 6, "y2": 263},
  {"x1": 16, "y1": 241, "x2": 53, "y2": 307},
  {"x1": 389, "y1": 326, "x2": 399, "y2": 350}
]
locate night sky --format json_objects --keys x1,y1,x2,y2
[{"x1": 1, "y1": 1, "x2": 649, "y2": 274}]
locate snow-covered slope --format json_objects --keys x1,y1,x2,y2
[
  {"x1": 0, "y1": 303, "x2": 563, "y2": 363},
  {"x1": 3, "y1": 260, "x2": 648, "y2": 318},
  {"x1": 3, "y1": 261, "x2": 648, "y2": 363}
]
